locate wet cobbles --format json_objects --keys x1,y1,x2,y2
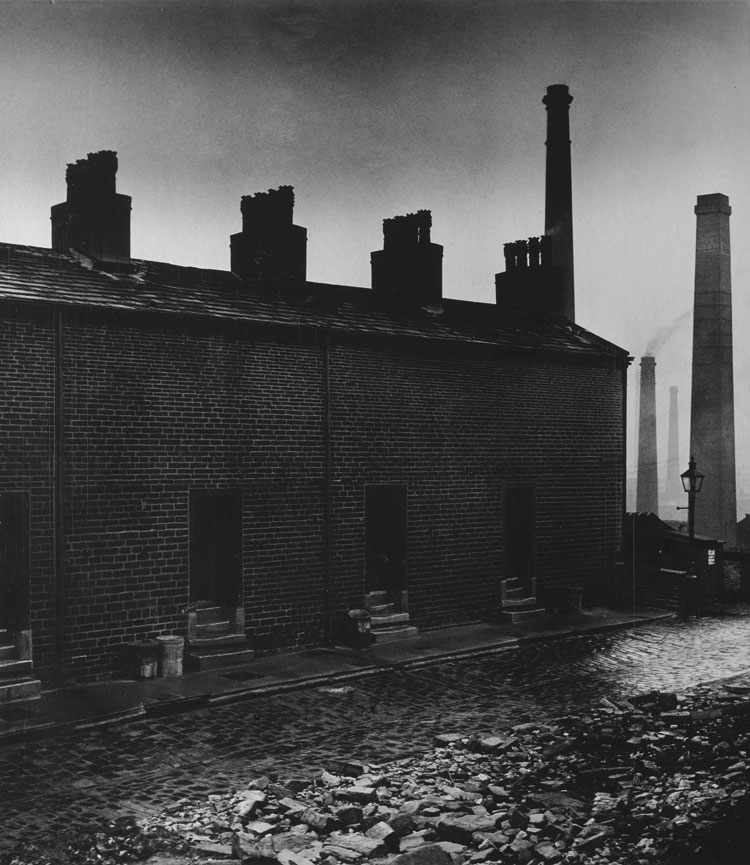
[{"x1": 2, "y1": 614, "x2": 750, "y2": 856}]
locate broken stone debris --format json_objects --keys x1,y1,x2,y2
[
  {"x1": 24, "y1": 678, "x2": 748, "y2": 865},
  {"x1": 150, "y1": 686, "x2": 750, "y2": 863}
]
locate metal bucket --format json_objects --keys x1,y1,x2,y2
[
  {"x1": 156, "y1": 635, "x2": 184, "y2": 678},
  {"x1": 127, "y1": 640, "x2": 159, "y2": 679}
]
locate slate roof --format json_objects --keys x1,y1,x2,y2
[{"x1": 0, "y1": 243, "x2": 628, "y2": 360}]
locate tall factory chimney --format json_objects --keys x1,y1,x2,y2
[
  {"x1": 666, "y1": 386, "x2": 682, "y2": 511},
  {"x1": 543, "y1": 84, "x2": 575, "y2": 322},
  {"x1": 636, "y1": 356, "x2": 659, "y2": 514},
  {"x1": 690, "y1": 193, "x2": 737, "y2": 544}
]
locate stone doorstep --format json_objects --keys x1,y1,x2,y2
[
  {"x1": 186, "y1": 647, "x2": 256, "y2": 671},
  {"x1": 501, "y1": 578, "x2": 522, "y2": 589},
  {"x1": 501, "y1": 597, "x2": 539, "y2": 609},
  {"x1": 188, "y1": 633, "x2": 247, "y2": 648},
  {"x1": 371, "y1": 625, "x2": 419, "y2": 643},
  {"x1": 0, "y1": 676, "x2": 42, "y2": 704},
  {"x1": 0, "y1": 644, "x2": 17, "y2": 660},
  {"x1": 502, "y1": 608, "x2": 547, "y2": 623},
  {"x1": 0, "y1": 658, "x2": 33, "y2": 676},
  {"x1": 503, "y1": 587, "x2": 530, "y2": 600},
  {"x1": 196, "y1": 621, "x2": 233, "y2": 635},
  {"x1": 364, "y1": 591, "x2": 389, "y2": 608},
  {"x1": 369, "y1": 603, "x2": 395, "y2": 615},
  {"x1": 370, "y1": 612, "x2": 411, "y2": 627},
  {"x1": 194, "y1": 605, "x2": 225, "y2": 624}
]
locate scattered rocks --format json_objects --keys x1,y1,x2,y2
[{"x1": 28, "y1": 678, "x2": 750, "y2": 865}]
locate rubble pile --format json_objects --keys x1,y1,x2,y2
[
  {"x1": 138, "y1": 681, "x2": 750, "y2": 865},
  {"x1": 6, "y1": 680, "x2": 750, "y2": 865},
  {"x1": 5, "y1": 816, "x2": 187, "y2": 865}
]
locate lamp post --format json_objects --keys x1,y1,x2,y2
[{"x1": 678, "y1": 456, "x2": 705, "y2": 541}]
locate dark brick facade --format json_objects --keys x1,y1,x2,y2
[{"x1": 0, "y1": 263, "x2": 627, "y2": 682}]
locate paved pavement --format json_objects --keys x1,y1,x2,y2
[
  {"x1": 0, "y1": 606, "x2": 669, "y2": 744},
  {"x1": 3, "y1": 609, "x2": 750, "y2": 857}
]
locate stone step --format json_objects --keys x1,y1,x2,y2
[
  {"x1": 369, "y1": 603, "x2": 395, "y2": 615},
  {"x1": 0, "y1": 676, "x2": 42, "y2": 703},
  {"x1": 371, "y1": 625, "x2": 419, "y2": 643},
  {"x1": 186, "y1": 647, "x2": 255, "y2": 671},
  {"x1": 188, "y1": 633, "x2": 246, "y2": 649},
  {"x1": 364, "y1": 591, "x2": 389, "y2": 608},
  {"x1": 502, "y1": 596, "x2": 539, "y2": 610},
  {"x1": 0, "y1": 644, "x2": 17, "y2": 660},
  {"x1": 0, "y1": 658, "x2": 32, "y2": 677},
  {"x1": 195, "y1": 605, "x2": 224, "y2": 624},
  {"x1": 502, "y1": 578, "x2": 523, "y2": 589},
  {"x1": 503, "y1": 586, "x2": 529, "y2": 600},
  {"x1": 370, "y1": 612, "x2": 410, "y2": 627},
  {"x1": 503, "y1": 607, "x2": 547, "y2": 624},
  {"x1": 196, "y1": 620, "x2": 232, "y2": 635}
]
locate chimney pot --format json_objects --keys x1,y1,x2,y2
[
  {"x1": 51, "y1": 150, "x2": 131, "y2": 263},
  {"x1": 495, "y1": 233, "x2": 563, "y2": 315},
  {"x1": 230, "y1": 185, "x2": 307, "y2": 285},
  {"x1": 371, "y1": 210, "x2": 443, "y2": 303}
]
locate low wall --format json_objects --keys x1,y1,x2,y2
[{"x1": 612, "y1": 563, "x2": 691, "y2": 613}]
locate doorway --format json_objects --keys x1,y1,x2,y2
[
  {"x1": 365, "y1": 484, "x2": 407, "y2": 595},
  {"x1": 504, "y1": 485, "x2": 536, "y2": 591},
  {"x1": 0, "y1": 492, "x2": 29, "y2": 634},
  {"x1": 189, "y1": 490, "x2": 242, "y2": 607}
]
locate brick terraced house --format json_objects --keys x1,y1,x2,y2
[{"x1": 0, "y1": 86, "x2": 630, "y2": 692}]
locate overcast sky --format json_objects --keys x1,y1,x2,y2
[{"x1": 1, "y1": 0, "x2": 749, "y2": 512}]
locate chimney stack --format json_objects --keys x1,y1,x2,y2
[
  {"x1": 543, "y1": 84, "x2": 574, "y2": 322},
  {"x1": 690, "y1": 193, "x2": 737, "y2": 543},
  {"x1": 371, "y1": 210, "x2": 443, "y2": 303},
  {"x1": 494, "y1": 235, "x2": 564, "y2": 315},
  {"x1": 230, "y1": 185, "x2": 307, "y2": 285},
  {"x1": 51, "y1": 151, "x2": 131, "y2": 264},
  {"x1": 666, "y1": 386, "x2": 682, "y2": 510},
  {"x1": 636, "y1": 356, "x2": 659, "y2": 514}
]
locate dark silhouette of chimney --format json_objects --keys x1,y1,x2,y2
[
  {"x1": 690, "y1": 193, "x2": 737, "y2": 543},
  {"x1": 494, "y1": 235, "x2": 564, "y2": 315},
  {"x1": 51, "y1": 151, "x2": 131, "y2": 264},
  {"x1": 543, "y1": 84, "x2": 574, "y2": 322},
  {"x1": 230, "y1": 185, "x2": 307, "y2": 285},
  {"x1": 371, "y1": 210, "x2": 443, "y2": 304},
  {"x1": 636, "y1": 356, "x2": 659, "y2": 514}
]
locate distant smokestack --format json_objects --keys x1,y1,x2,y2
[
  {"x1": 666, "y1": 386, "x2": 682, "y2": 507},
  {"x1": 636, "y1": 356, "x2": 659, "y2": 514},
  {"x1": 690, "y1": 193, "x2": 737, "y2": 543},
  {"x1": 543, "y1": 84, "x2": 574, "y2": 322}
]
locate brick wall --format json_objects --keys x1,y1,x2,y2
[
  {"x1": 60, "y1": 310, "x2": 327, "y2": 681},
  {"x1": 328, "y1": 341, "x2": 624, "y2": 626},
  {"x1": 0, "y1": 304, "x2": 56, "y2": 672},
  {"x1": 2, "y1": 299, "x2": 624, "y2": 682}
]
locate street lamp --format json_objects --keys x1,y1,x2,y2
[{"x1": 678, "y1": 456, "x2": 705, "y2": 541}]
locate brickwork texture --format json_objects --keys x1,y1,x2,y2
[{"x1": 1, "y1": 297, "x2": 625, "y2": 683}]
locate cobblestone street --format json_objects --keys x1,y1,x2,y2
[{"x1": 4, "y1": 614, "x2": 750, "y2": 858}]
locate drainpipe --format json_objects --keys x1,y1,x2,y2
[{"x1": 54, "y1": 306, "x2": 66, "y2": 678}]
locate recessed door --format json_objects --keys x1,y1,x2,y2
[
  {"x1": 365, "y1": 484, "x2": 407, "y2": 595},
  {"x1": 189, "y1": 490, "x2": 242, "y2": 607},
  {"x1": 505, "y1": 485, "x2": 536, "y2": 590},
  {"x1": 0, "y1": 492, "x2": 29, "y2": 633}
]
